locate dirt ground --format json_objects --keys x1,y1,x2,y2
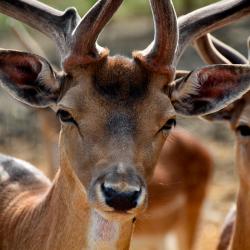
[{"x1": 0, "y1": 15, "x2": 248, "y2": 249}]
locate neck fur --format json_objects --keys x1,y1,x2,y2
[{"x1": 231, "y1": 185, "x2": 250, "y2": 250}]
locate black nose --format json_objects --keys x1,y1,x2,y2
[{"x1": 101, "y1": 183, "x2": 141, "y2": 211}]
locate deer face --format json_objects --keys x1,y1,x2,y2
[
  {"x1": 57, "y1": 56, "x2": 175, "y2": 216},
  {"x1": 1, "y1": 0, "x2": 250, "y2": 220}
]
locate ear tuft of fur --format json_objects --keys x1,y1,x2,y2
[{"x1": 170, "y1": 71, "x2": 200, "y2": 102}]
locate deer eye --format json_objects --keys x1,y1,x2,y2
[
  {"x1": 57, "y1": 109, "x2": 77, "y2": 126},
  {"x1": 161, "y1": 118, "x2": 176, "y2": 136},
  {"x1": 236, "y1": 125, "x2": 250, "y2": 137}
]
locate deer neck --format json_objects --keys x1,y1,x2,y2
[
  {"x1": 230, "y1": 185, "x2": 250, "y2": 250},
  {"x1": 37, "y1": 163, "x2": 134, "y2": 250},
  {"x1": 230, "y1": 143, "x2": 250, "y2": 250}
]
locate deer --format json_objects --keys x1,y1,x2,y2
[
  {"x1": 195, "y1": 33, "x2": 250, "y2": 250},
  {"x1": 7, "y1": 20, "x2": 215, "y2": 250},
  {"x1": 0, "y1": 0, "x2": 250, "y2": 249}
]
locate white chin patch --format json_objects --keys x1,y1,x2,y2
[
  {"x1": 88, "y1": 210, "x2": 120, "y2": 250},
  {"x1": 94, "y1": 211, "x2": 118, "y2": 241}
]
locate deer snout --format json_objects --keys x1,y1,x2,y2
[
  {"x1": 92, "y1": 165, "x2": 147, "y2": 214},
  {"x1": 101, "y1": 181, "x2": 142, "y2": 211}
]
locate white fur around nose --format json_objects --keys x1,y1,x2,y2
[
  {"x1": 117, "y1": 163, "x2": 126, "y2": 174},
  {"x1": 103, "y1": 181, "x2": 140, "y2": 193},
  {"x1": 88, "y1": 210, "x2": 120, "y2": 250}
]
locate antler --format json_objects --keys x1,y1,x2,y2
[
  {"x1": 0, "y1": 0, "x2": 123, "y2": 70},
  {"x1": 133, "y1": 0, "x2": 178, "y2": 77},
  {"x1": 195, "y1": 34, "x2": 231, "y2": 64},
  {"x1": 195, "y1": 34, "x2": 248, "y2": 64},
  {"x1": 1, "y1": 0, "x2": 250, "y2": 74},
  {"x1": 64, "y1": 0, "x2": 124, "y2": 69},
  {"x1": 0, "y1": 0, "x2": 80, "y2": 60},
  {"x1": 176, "y1": 0, "x2": 250, "y2": 64}
]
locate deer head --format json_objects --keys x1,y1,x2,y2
[{"x1": 0, "y1": 0, "x2": 250, "y2": 221}]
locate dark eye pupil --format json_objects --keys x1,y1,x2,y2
[
  {"x1": 57, "y1": 110, "x2": 76, "y2": 125},
  {"x1": 164, "y1": 119, "x2": 176, "y2": 129},
  {"x1": 236, "y1": 125, "x2": 250, "y2": 137},
  {"x1": 161, "y1": 119, "x2": 176, "y2": 133}
]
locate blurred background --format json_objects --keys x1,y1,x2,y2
[{"x1": 0, "y1": 0, "x2": 250, "y2": 249}]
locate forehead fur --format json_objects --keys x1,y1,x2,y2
[{"x1": 92, "y1": 56, "x2": 150, "y2": 102}]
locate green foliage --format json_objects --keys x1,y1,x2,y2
[{"x1": 41, "y1": 0, "x2": 151, "y2": 18}]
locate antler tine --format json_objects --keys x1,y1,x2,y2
[
  {"x1": 211, "y1": 35, "x2": 248, "y2": 64},
  {"x1": 0, "y1": 0, "x2": 80, "y2": 60},
  {"x1": 64, "y1": 0, "x2": 124, "y2": 70},
  {"x1": 176, "y1": 0, "x2": 250, "y2": 65},
  {"x1": 195, "y1": 34, "x2": 248, "y2": 64},
  {"x1": 195, "y1": 34, "x2": 233, "y2": 64},
  {"x1": 133, "y1": 0, "x2": 178, "y2": 77}
]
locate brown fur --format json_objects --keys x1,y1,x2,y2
[
  {"x1": 92, "y1": 57, "x2": 150, "y2": 102},
  {"x1": 0, "y1": 127, "x2": 212, "y2": 250},
  {"x1": 0, "y1": 157, "x2": 134, "y2": 250},
  {"x1": 32, "y1": 106, "x2": 213, "y2": 250}
]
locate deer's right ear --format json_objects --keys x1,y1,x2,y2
[
  {"x1": 169, "y1": 65, "x2": 250, "y2": 116},
  {"x1": 0, "y1": 50, "x2": 60, "y2": 107}
]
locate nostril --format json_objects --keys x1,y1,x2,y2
[{"x1": 101, "y1": 182, "x2": 142, "y2": 211}]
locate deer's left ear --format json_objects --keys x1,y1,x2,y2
[
  {"x1": 0, "y1": 50, "x2": 60, "y2": 107},
  {"x1": 169, "y1": 65, "x2": 250, "y2": 116}
]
